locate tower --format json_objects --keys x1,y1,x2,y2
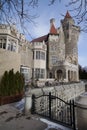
[
  {"x1": 47, "y1": 18, "x2": 65, "y2": 79},
  {"x1": 61, "y1": 11, "x2": 80, "y2": 65},
  {"x1": 31, "y1": 11, "x2": 80, "y2": 82},
  {"x1": 61, "y1": 11, "x2": 80, "y2": 81}
]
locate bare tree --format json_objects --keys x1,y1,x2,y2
[
  {"x1": 0, "y1": 0, "x2": 38, "y2": 36},
  {"x1": 49, "y1": 0, "x2": 87, "y2": 32},
  {"x1": 66, "y1": 0, "x2": 87, "y2": 32},
  {"x1": 0, "y1": 0, "x2": 87, "y2": 34}
]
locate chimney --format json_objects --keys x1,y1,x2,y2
[
  {"x1": 50, "y1": 18, "x2": 55, "y2": 27},
  {"x1": 50, "y1": 18, "x2": 57, "y2": 34}
]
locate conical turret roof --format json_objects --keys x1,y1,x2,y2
[
  {"x1": 50, "y1": 24, "x2": 57, "y2": 34},
  {"x1": 65, "y1": 11, "x2": 72, "y2": 18}
]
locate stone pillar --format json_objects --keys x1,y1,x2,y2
[
  {"x1": 70, "y1": 71, "x2": 71, "y2": 81},
  {"x1": 73, "y1": 71, "x2": 75, "y2": 81},
  {"x1": 71, "y1": 71, "x2": 74, "y2": 81},
  {"x1": 75, "y1": 92, "x2": 87, "y2": 130},
  {"x1": 66, "y1": 69, "x2": 68, "y2": 82},
  {"x1": 70, "y1": 71, "x2": 72, "y2": 81},
  {"x1": 24, "y1": 93, "x2": 32, "y2": 115}
]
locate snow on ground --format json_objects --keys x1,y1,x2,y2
[
  {"x1": 15, "y1": 98, "x2": 25, "y2": 111},
  {"x1": 40, "y1": 118, "x2": 72, "y2": 130}
]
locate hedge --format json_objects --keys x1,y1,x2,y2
[{"x1": 0, "y1": 69, "x2": 25, "y2": 97}]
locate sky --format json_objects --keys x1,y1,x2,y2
[{"x1": 26, "y1": 0, "x2": 87, "y2": 67}]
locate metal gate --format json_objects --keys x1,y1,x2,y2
[{"x1": 31, "y1": 92, "x2": 76, "y2": 130}]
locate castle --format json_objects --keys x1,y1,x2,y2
[{"x1": 0, "y1": 11, "x2": 80, "y2": 84}]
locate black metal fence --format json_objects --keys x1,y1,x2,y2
[{"x1": 32, "y1": 92, "x2": 76, "y2": 130}]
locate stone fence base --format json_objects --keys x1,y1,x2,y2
[{"x1": 30, "y1": 81, "x2": 85, "y2": 101}]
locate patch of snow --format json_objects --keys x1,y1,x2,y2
[
  {"x1": 15, "y1": 98, "x2": 24, "y2": 111},
  {"x1": 40, "y1": 118, "x2": 72, "y2": 130}
]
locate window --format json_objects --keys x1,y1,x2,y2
[
  {"x1": 35, "y1": 68, "x2": 45, "y2": 79},
  {"x1": 66, "y1": 23, "x2": 69, "y2": 30},
  {"x1": 51, "y1": 56, "x2": 57, "y2": 64},
  {"x1": 3, "y1": 43, "x2": 6, "y2": 49},
  {"x1": 20, "y1": 67, "x2": 30, "y2": 84},
  {"x1": 41, "y1": 52, "x2": 45, "y2": 60},
  {"x1": 0, "y1": 43, "x2": 2, "y2": 48},
  {"x1": 40, "y1": 69, "x2": 45, "y2": 78},
  {"x1": 7, "y1": 42, "x2": 16, "y2": 52},
  {"x1": 50, "y1": 46, "x2": 56, "y2": 51},
  {"x1": 36, "y1": 51, "x2": 45, "y2": 60},
  {"x1": 33, "y1": 51, "x2": 34, "y2": 59},
  {"x1": 35, "y1": 68, "x2": 40, "y2": 78},
  {"x1": 0, "y1": 39, "x2": 6, "y2": 49},
  {"x1": 12, "y1": 43, "x2": 16, "y2": 51},
  {"x1": 8, "y1": 44, "x2": 11, "y2": 50},
  {"x1": 36, "y1": 51, "x2": 40, "y2": 59}
]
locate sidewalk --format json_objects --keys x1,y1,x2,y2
[
  {"x1": 0, "y1": 104, "x2": 47, "y2": 130},
  {"x1": 0, "y1": 104, "x2": 72, "y2": 130}
]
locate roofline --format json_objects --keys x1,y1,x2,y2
[{"x1": 30, "y1": 33, "x2": 59, "y2": 43}]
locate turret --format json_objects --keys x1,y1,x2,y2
[
  {"x1": 50, "y1": 18, "x2": 57, "y2": 34},
  {"x1": 61, "y1": 11, "x2": 80, "y2": 65}
]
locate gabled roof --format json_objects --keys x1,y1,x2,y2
[
  {"x1": 31, "y1": 35, "x2": 48, "y2": 42},
  {"x1": 65, "y1": 11, "x2": 72, "y2": 19},
  {"x1": 50, "y1": 24, "x2": 57, "y2": 34}
]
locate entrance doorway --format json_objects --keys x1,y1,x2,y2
[
  {"x1": 56, "y1": 70, "x2": 63, "y2": 81},
  {"x1": 49, "y1": 72, "x2": 53, "y2": 78}
]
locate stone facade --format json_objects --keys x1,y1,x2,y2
[
  {"x1": 31, "y1": 11, "x2": 80, "y2": 82},
  {"x1": 32, "y1": 41, "x2": 47, "y2": 79},
  {"x1": 0, "y1": 48, "x2": 21, "y2": 78},
  {"x1": 0, "y1": 11, "x2": 80, "y2": 83},
  {"x1": 0, "y1": 24, "x2": 33, "y2": 84}
]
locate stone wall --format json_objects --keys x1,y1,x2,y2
[
  {"x1": 0, "y1": 49, "x2": 21, "y2": 77},
  {"x1": 30, "y1": 82, "x2": 85, "y2": 101},
  {"x1": 20, "y1": 44, "x2": 33, "y2": 68}
]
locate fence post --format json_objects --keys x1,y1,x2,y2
[
  {"x1": 24, "y1": 94, "x2": 32, "y2": 115},
  {"x1": 70, "y1": 100, "x2": 72, "y2": 125},
  {"x1": 49, "y1": 92, "x2": 51, "y2": 119},
  {"x1": 72, "y1": 100, "x2": 76, "y2": 130},
  {"x1": 31, "y1": 94, "x2": 35, "y2": 114}
]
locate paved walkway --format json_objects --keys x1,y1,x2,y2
[
  {"x1": 0, "y1": 104, "x2": 72, "y2": 130},
  {"x1": 0, "y1": 104, "x2": 47, "y2": 130}
]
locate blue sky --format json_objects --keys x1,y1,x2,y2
[{"x1": 27, "y1": 0, "x2": 87, "y2": 67}]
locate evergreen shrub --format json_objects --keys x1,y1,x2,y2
[{"x1": 0, "y1": 69, "x2": 24, "y2": 96}]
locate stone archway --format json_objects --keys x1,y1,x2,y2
[
  {"x1": 56, "y1": 70, "x2": 63, "y2": 81},
  {"x1": 49, "y1": 72, "x2": 53, "y2": 78}
]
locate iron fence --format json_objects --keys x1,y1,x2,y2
[{"x1": 32, "y1": 92, "x2": 76, "y2": 130}]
